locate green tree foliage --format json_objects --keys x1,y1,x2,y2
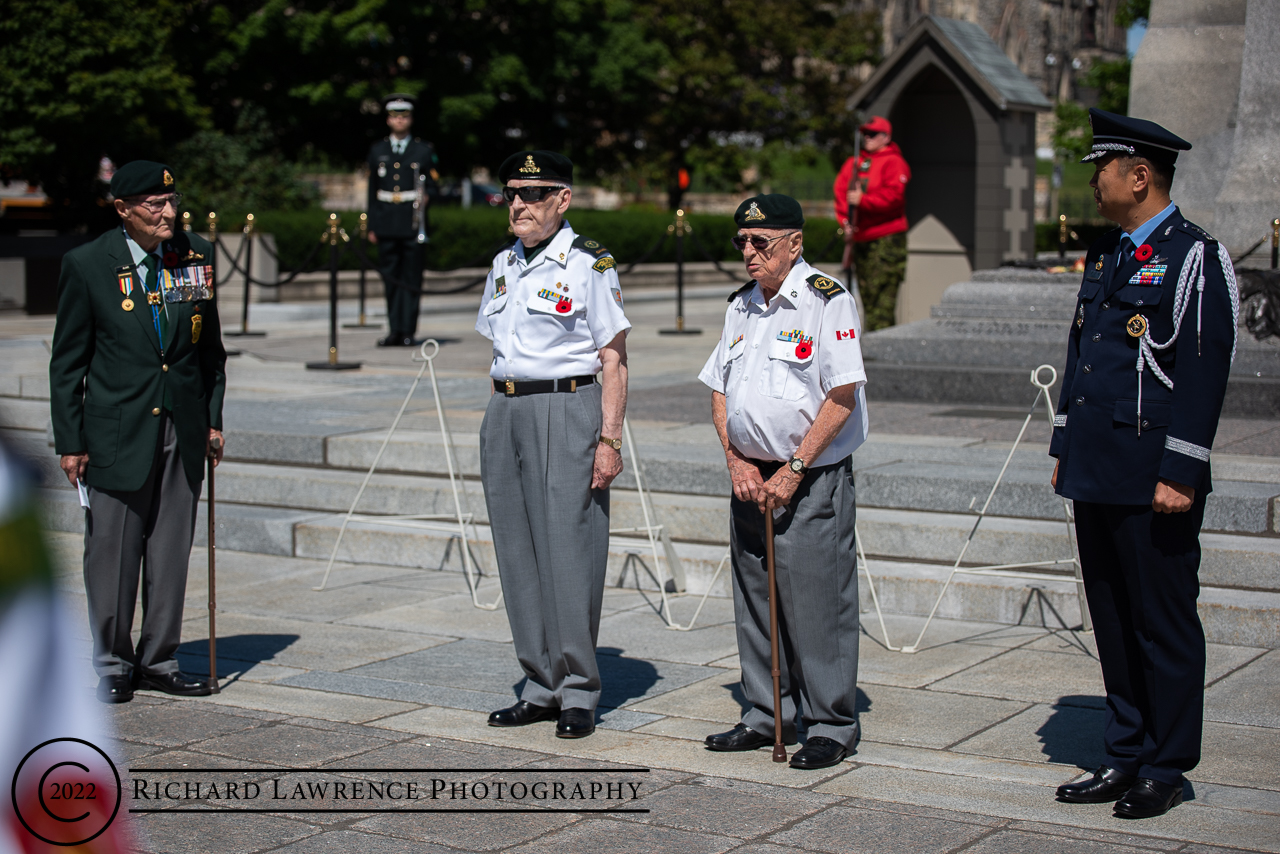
[
  {"x1": 1114, "y1": 0, "x2": 1151, "y2": 29},
  {"x1": 169, "y1": 106, "x2": 318, "y2": 214},
  {"x1": 0, "y1": 0, "x2": 207, "y2": 227}
]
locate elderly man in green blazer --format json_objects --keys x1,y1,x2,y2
[{"x1": 50, "y1": 161, "x2": 226, "y2": 703}]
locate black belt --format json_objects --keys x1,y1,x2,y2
[
  {"x1": 746, "y1": 457, "x2": 850, "y2": 477},
  {"x1": 494, "y1": 375, "x2": 595, "y2": 396}
]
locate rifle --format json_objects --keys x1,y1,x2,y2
[{"x1": 412, "y1": 163, "x2": 429, "y2": 245}]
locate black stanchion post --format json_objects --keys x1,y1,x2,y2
[
  {"x1": 659, "y1": 208, "x2": 702, "y2": 336},
  {"x1": 344, "y1": 212, "x2": 377, "y2": 328},
  {"x1": 1272, "y1": 218, "x2": 1278, "y2": 270},
  {"x1": 1058, "y1": 214, "x2": 1068, "y2": 261},
  {"x1": 307, "y1": 213, "x2": 361, "y2": 371},
  {"x1": 182, "y1": 211, "x2": 192, "y2": 232},
  {"x1": 226, "y1": 213, "x2": 267, "y2": 338}
]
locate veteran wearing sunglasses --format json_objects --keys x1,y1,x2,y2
[
  {"x1": 49, "y1": 161, "x2": 226, "y2": 704},
  {"x1": 475, "y1": 150, "x2": 630, "y2": 739},
  {"x1": 699, "y1": 194, "x2": 869, "y2": 770}
]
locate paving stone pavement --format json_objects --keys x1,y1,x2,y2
[{"x1": 31, "y1": 534, "x2": 1273, "y2": 854}]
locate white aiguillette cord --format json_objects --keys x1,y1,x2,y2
[{"x1": 1134, "y1": 241, "x2": 1240, "y2": 435}]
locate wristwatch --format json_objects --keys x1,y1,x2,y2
[
  {"x1": 599, "y1": 435, "x2": 622, "y2": 451},
  {"x1": 788, "y1": 456, "x2": 808, "y2": 474}
]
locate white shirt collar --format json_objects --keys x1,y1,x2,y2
[
  {"x1": 516, "y1": 221, "x2": 574, "y2": 270},
  {"x1": 122, "y1": 228, "x2": 161, "y2": 269},
  {"x1": 746, "y1": 259, "x2": 809, "y2": 312}
]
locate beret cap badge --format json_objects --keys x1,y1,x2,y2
[
  {"x1": 744, "y1": 202, "x2": 767, "y2": 222},
  {"x1": 519, "y1": 155, "x2": 540, "y2": 174},
  {"x1": 163, "y1": 170, "x2": 174, "y2": 187}
]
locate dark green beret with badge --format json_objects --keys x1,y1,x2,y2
[
  {"x1": 109, "y1": 161, "x2": 177, "y2": 199},
  {"x1": 498, "y1": 150, "x2": 574, "y2": 184},
  {"x1": 733, "y1": 193, "x2": 805, "y2": 230}
]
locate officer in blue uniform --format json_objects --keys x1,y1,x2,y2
[
  {"x1": 366, "y1": 93, "x2": 438, "y2": 346},
  {"x1": 1050, "y1": 110, "x2": 1240, "y2": 819}
]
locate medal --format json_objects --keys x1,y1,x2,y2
[
  {"x1": 122, "y1": 298, "x2": 134, "y2": 312},
  {"x1": 1126, "y1": 314, "x2": 1148, "y2": 338},
  {"x1": 147, "y1": 291, "x2": 162, "y2": 306},
  {"x1": 1076, "y1": 304, "x2": 1084, "y2": 328}
]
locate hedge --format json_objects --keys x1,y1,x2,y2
[{"x1": 220, "y1": 207, "x2": 846, "y2": 275}]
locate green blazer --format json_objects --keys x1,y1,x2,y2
[{"x1": 49, "y1": 228, "x2": 227, "y2": 492}]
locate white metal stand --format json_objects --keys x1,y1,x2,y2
[
  {"x1": 897, "y1": 364, "x2": 1090, "y2": 654},
  {"x1": 312, "y1": 340, "x2": 502, "y2": 611}
]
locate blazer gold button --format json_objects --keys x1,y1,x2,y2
[
  {"x1": 152, "y1": 407, "x2": 160, "y2": 415},
  {"x1": 162, "y1": 364, "x2": 169, "y2": 372}
]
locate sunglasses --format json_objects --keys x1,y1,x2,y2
[
  {"x1": 731, "y1": 233, "x2": 792, "y2": 252},
  {"x1": 502, "y1": 185, "x2": 565, "y2": 204}
]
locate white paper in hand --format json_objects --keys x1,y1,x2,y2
[{"x1": 76, "y1": 479, "x2": 90, "y2": 509}]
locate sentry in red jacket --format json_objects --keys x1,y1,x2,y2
[{"x1": 833, "y1": 141, "x2": 911, "y2": 243}]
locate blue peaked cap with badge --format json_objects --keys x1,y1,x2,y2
[{"x1": 1081, "y1": 109, "x2": 1191, "y2": 166}]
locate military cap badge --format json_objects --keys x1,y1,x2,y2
[
  {"x1": 744, "y1": 202, "x2": 766, "y2": 222},
  {"x1": 163, "y1": 170, "x2": 174, "y2": 187},
  {"x1": 519, "y1": 155, "x2": 540, "y2": 174}
]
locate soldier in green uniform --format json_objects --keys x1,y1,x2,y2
[
  {"x1": 49, "y1": 161, "x2": 226, "y2": 703},
  {"x1": 367, "y1": 93, "x2": 439, "y2": 346}
]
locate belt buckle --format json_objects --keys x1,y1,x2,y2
[{"x1": 505, "y1": 380, "x2": 516, "y2": 396}]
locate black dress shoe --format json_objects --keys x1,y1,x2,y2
[
  {"x1": 136, "y1": 671, "x2": 211, "y2": 697},
  {"x1": 789, "y1": 736, "x2": 848, "y2": 770},
  {"x1": 1114, "y1": 778, "x2": 1183, "y2": 819},
  {"x1": 96, "y1": 675, "x2": 133, "y2": 704},
  {"x1": 555, "y1": 708, "x2": 595, "y2": 739},
  {"x1": 704, "y1": 723, "x2": 773, "y2": 752},
  {"x1": 488, "y1": 701, "x2": 559, "y2": 727},
  {"x1": 1056, "y1": 766, "x2": 1137, "y2": 803},
  {"x1": 376, "y1": 335, "x2": 408, "y2": 347}
]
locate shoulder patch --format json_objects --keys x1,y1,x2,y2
[
  {"x1": 727, "y1": 281, "x2": 755, "y2": 302},
  {"x1": 592, "y1": 256, "x2": 617, "y2": 274},
  {"x1": 572, "y1": 235, "x2": 611, "y2": 258},
  {"x1": 806, "y1": 273, "x2": 845, "y2": 300}
]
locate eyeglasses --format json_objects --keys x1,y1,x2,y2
[
  {"x1": 502, "y1": 185, "x2": 565, "y2": 204},
  {"x1": 128, "y1": 194, "x2": 183, "y2": 213},
  {"x1": 731, "y1": 233, "x2": 793, "y2": 252}
]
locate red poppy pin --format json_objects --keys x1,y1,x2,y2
[
  {"x1": 1135, "y1": 243, "x2": 1153, "y2": 263},
  {"x1": 795, "y1": 341, "x2": 812, "y2": 359},
  {"x1": 555, "y1": 297, "x2": 572, "y2": 314},
  {"x1": 163, "y1": 251, "x2": 181, "y2": 267}
]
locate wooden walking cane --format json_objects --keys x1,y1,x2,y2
[
  {"x1": 207, "y1": 436, "x2": 221, "y2": 694},
  {"x1": 764, "y1": 512, "x2": 787, "y2": 763}
]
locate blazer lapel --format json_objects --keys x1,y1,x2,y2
[{"x1": 107, "y1": 230, "x2": 163, "y2": 355}]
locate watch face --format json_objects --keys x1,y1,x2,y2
[{"x1": 790, "y1": 459, "x2": 804, "y2": 473}]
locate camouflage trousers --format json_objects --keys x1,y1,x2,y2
[{"x1": 853, "y1": 231, "x2": 907, "y2": 331}]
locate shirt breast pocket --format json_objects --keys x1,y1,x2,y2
[
  {"x1": 760, "y1": 339, "x2": 814, "y2": 401},
  {"x1": 527, "y1": 293, "x2": 582, "y2": 320},
  {"x1": 1113, "y1": 284, "x2": 1163, "y2": 310},
  {"x1": 483, "y1": 290, "x2": 509, "y2": 317}
]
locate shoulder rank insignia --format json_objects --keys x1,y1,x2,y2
[
  {"x1": 592, "y1": 256, "x2": 616, "y2": 274},
  {"x1": 1179, "y1": 222, "x2": 1217, "y2": 244},
  {"x1": 572, "y1": 235, "x2": 611, "y2": 258},
  {"x1": 728, "y1": 281, "x2": 755, "y2": 302},
  {"x1": 806, "y1": 273, "x2": 845, "y2": 300}
]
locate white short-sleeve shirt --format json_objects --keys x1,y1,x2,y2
[
  {"x1": 475, "y1": 220, "x2": 631, "y2": 380},
  {"x1": 698, "y1": 258, "x2": 869, "y2": 466}
]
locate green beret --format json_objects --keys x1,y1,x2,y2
[
  {"x1": 499, "y1": 150, "x2": 574, "y2": 184},
  {"x1": 110, "y1": 161, "x2": 176, "y2": 198},
  {"x1": 733, "y1": 194, "x2": 804, "y2": 230}
]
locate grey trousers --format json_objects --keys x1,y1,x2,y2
[
  {"x1": 84, "y1": 414, "x2": 199, "y2": 678},
  {"x1": 731, "y1": 459, "x2": 861, "y2": 748},
  {"x1": 479, "y1": 383, "x2": 609, "y2": 711}
]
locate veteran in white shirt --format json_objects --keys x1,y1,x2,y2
[
  {"x1": 699, "y1": 194, "x2": 868, "y2": 770},
  {"x1": 474, "y1": 150, "x2": 630, "y2": 740}
]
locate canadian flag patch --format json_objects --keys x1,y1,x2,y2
[{"x1": 836, "y1": 329, "x2": 856, "y2": 340}]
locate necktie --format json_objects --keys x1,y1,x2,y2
[
  {"x1": 141, "y1": 254, "x2": 168, "y2": 347},
  {"x1": 1119, "y1": 236, "x2": 1135, "y2": 263}
]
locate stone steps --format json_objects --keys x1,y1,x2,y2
[{"x1": 37, "y1": 487, "x2": 1280, "y2": 648}]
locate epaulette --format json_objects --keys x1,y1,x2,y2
[
  {"x1": 1178, "y1": 221, "x2": 1217, "y2": 245},
  {"x1": 572, "y1": 235, "x2": 611, "y2": 259},
  {"x1": 806, "y1": 273, "x2": 845, "y2": 300},
  {"x1": 727, "y1": 281, "x2": 755, "y2": 302}
]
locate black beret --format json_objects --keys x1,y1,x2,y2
[
  {"x1": 733, "y1": 194, "x2": 804, "y2": 230},
  {"x1": 110, "y1": 161, "x2": 176, "y2": 198},
  {"x1": 498, "y1": 150, "x2": 574, "y2": 184},
  {"x1": 383, "y1": 93, "x2": 415, "y2": 112},
  {"x1": 1081, "y1": 109, "x2": 1191, "y2": 166}
]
